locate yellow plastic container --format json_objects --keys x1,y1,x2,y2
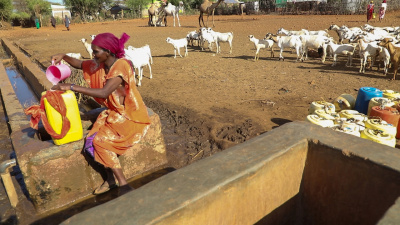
[
  {"x1": 361, "y1": 128, "x2": 396, "y2": 148},
  {"x1": 306, "y1": 115, "x2": 334, "y2": 127},
  {"x1": 339, "y1": 110, "x2": 368, "y2": 121},
  {"x1": 309, "y1": 101, "x2": 335, "y2": 115},
  {"x1": 367, "y1": 97, "x2": 394, "y2": 116},
  {"x1": 333, "y1": 94, "x2": 356, "y2": 112},
  {"x1": 365, "y1": 118, "x2": 397, "y2": 137},
  {"x1": 42, "y1": 90, "x2": 83, "y2": 145},
  {"x1": 382, "y1": 90, "x2": 400, "y2": 99}
]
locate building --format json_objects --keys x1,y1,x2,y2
[{"x1": 51, "y1": 5, "x2": 71, "y2": 18}]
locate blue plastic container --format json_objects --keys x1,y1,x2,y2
[{"x1": 355, "y1": 87, "x2": 383, "y2": 115}]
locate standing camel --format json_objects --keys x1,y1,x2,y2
[
  {"x1": 199, "y1": 0, "x2": 224, "y2": 27},
  {"x1": 148, "y1": 4, "x2": 159, "y2": 26},
  {"x1": 157, "y1": 2, "x2": 181, "y2": 27}
]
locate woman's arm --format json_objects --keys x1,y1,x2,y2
[
  {"x1": 51, "y1": 76, "x2": 123, "y2": 99},
  {"x1": 51, "y1": 53, "x2": 83, "y2": 69}
]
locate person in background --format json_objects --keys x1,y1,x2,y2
[
  {"x1": 50, "y1": 33, "x2": 151, "y2": 195},
  {"x1": 379, "y1": 0, "x2": 387, "y2": 22},
  {"x1": 50, "y1": 16, "x2": 56, "y2": 29},
  {"x1": 64, "y1": 15, "x2": 70, "y2": 31},
  {"x1": 367, "y1": 1, "x2": 374, "y2": 23}
]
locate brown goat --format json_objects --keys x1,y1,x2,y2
[{"x1": 378, "y1": 38, "x2": 400, "y2": 80}]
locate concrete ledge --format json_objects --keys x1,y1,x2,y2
[{"x1": 60, "y1": 121, "x2": 400, "y2": 225}]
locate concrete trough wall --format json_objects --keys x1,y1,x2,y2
[
  {"x1": 61, "y1": 122, "x2": 400, "y2": 225},
  {"x1": 0, "y1": 38, "x2": 168, "y2": 214}
]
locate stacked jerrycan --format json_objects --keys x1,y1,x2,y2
[
  {"x1": 305, "y1": 87, "x2": 398, "y2": 147},
  {"x1": 43, "y1": 62, "x2": 83, "y2": 145}
]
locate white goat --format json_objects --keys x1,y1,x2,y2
[
  {"x1": 303, "y1": 29, "x2": 330, "y2": 37},
  {"x1": 124, "y1": 45, "x2": 153, "y2": 86},
  {"x1": 328, "y1": 24, "x2": 348, "y2": 44},
  {"x1": 61, "y1": 53, "x2": 82, "y2": 65},
  {"x1": 207, "y1": 28, "x2": 234, "y2": 54},
  {"x1": 248, "y1": 35, "x2": 275, "y2": 61},
  {"x1": 166, "y1": 37, "x2": 188, "y2": 58},
  {"x1": 374, "y1": 46, "x2": 391, "y2": 75},
  {"x1": 266, "y1": 33, "x2": 302, "y2": 61},
  {"x1": 90, "y1": 34, "x2": 96, "y2": 40},
  {"x1": 199, "y1": 27, "x2": 218, "y2": 52},
  {"x1": 79, "y1": 38, "x2": 93, "y2": 59},
  {"x1": 325, "y1": 40, "x2": 356, "y2": 67},
  {"x1": 277, "y1": 27, "x2": 309, "y2": 36},
  {"x1": 299, "y1": 34, "x2": 331, "y2": 62},
  {"x1": 127, "y1": 45, "x2": 153, "y2": 64},
  {"x1": 186, "y1": 30, "x2": 200, "y2": 46},
  {"x1": 355, "y1": 36, "x2": 381, "y2": 74}
]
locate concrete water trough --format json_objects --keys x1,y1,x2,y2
[{"x1": 62, "y1": 121, "x2": 400, "y2": 225}]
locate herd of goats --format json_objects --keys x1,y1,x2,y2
[{"x1": 73, "y1": 23, "x2": 400, "y2": 87}]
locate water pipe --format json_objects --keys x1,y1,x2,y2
[{"x1": 0, "y1": 158, "x2": 18, "y2": 207}]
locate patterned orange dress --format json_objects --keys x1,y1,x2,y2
[{"x1": 82, "y1": 58, "x2": 150, "y2": 168}]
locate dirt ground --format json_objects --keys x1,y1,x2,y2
[{"x1": 2, "y1": 12, "x2": 400, "y2": 170}]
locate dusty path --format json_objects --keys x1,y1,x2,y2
[{"x1": 2, "y1": 12, "x2": 400, "y2": 169}]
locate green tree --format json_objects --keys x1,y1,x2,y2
[
  {"x1": 26, "y1": 0, "x2": 51, "y2": 17},
  {"x1": 125, "y1": 0, "x2": 151, "y2": 16},
  {"x1": 65, "y1": 0, "x2": 113, "y2": 21},
  {"x1": 0, "y1": 0, "x2": 13, "y2": 21}
]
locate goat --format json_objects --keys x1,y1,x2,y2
[
  {"x1": 378, "y1": 38, "x2": 400, "y2": 80},
  {"x1": 355, "y1": 36, "x2": 381, "y2": 74},
  {"x1": 199, "y1": 27, "x2": 218, "y2": 52},
  {"x1": 325, "y1": 39, "x2": 356, "y2": 67},
  {"x1": 79, "y1": 38, "x2": 93, "y2": 59},
  {"x1": 186, "y1": 30, "x2": 200, "y2": 47},
  {"x1": 127, "y1": 45, "x2": 153, "y2": 65},
  {"x1": 60, "y1": 53, "x2": 82, "y2": 65},
  {"x1": 166, "y1": 37, "x2": 188, "y2": 58},
  {"x1": 298, "y1": 34, "x2": 331, "y2": 62},
  {"x1": 277, "y1": 27, "x2": 309, "y2": 36},
  {"x1": 303, "y1": 29, "x2": 330, "y2": 37},
  {"x1": 374, "y1": 46, "x2": 391, "y2": 75},
  {"x1": 207, "y1": 28, "x2": 233, "y2": 54},
  {"x1": 90, "y1": 34, "x2": 96, "y2": 40},
  {"x1": 248, "y1": 35, "x2": 274, "y2": 61},
  {"x1": 124, "y1": 45, "x2": 153, "y2": 86},
  {"x1": 266, "y1": 33, "x2": 302, "y2": 61}
]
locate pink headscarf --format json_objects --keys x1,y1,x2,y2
[{"x1": 92, "y1": 33, "x2": 130, "y2": 58}]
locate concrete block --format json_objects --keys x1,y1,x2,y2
[{"x1": 13, "y1": 108, "x2": 167, "y2": 214}]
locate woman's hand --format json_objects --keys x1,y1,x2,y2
[
  {"x1": 51, "y1": 53, "x2": 66, "y2": 65},
  {"x1": 51, "y1": 83, "x2": 72, "y2": 91}
]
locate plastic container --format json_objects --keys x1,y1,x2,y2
[
  {"x1": 361, "y1": 128, "x2": 396, "y2": 148},
  {"x1": 367, "y1": 97, "x2": 394, "y2": 116},
  {"x1": 339, "y1": 110, "x2": 368, "y2": 121},
  {"x1": 308, "y1": 101, "x2": 335, "y2": 115},
  {"x1": 382, "y1": 90, "x2": 400, "y2": 99},
  {"x1": 333, "y1": 94, "x2": 356, "y2": 112},
  {"x1": 332, "y1": 125, "x2": 361, "y2": 137},
  {"x1": 369, "y1": 106, "x2": 400, "y2": 138},
  {"x1": 306, "y1": 115, "x2": 334, "y2": 127},
  {"x1": 354, "y1": 87, "x2": 383, "y2": 115},
  {"x1": 46, "y1": 61, "x2": 71, "y2": 85},
  {"x1": 313, "y1": 109, "x2": 340, "y2": 120},
  {"x1": 42, "y1": 90, "x2": 83, "y2": 145},
  {"x1": 365, "y1": 118, "x2": 397, "y2": 137}
]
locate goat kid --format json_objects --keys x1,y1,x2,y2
[
  {"x1": 166, "y1": 37, "x2": 188, "y2": 58},
  {"x1": 79, "y1": 38, "x2": 93, "y2": 59},
  {"x1": 248, "y1": 35, "x2": 274, "y2": 61},
  {"x1": 266, "y1": 33, "x2": 302, "y2": 61},
  {"x1": 124, "y1": 45, "x2": 153, "y2": 86}
]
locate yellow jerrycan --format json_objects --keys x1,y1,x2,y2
[
  {"x1": 360, "y1": 128, "x2": 396, "y2": 148},
  {"x1": 332, "y1": 94, "x2": 356, "y2": 112},
  {"x1": 365, "y1": 118, "x2": 397, "y2": 137},
  {"x1": 308, "y1": 101, "x2": 335, "y2": 115},
  {"x1": 382, "y1": 90, "x2": 400, "y2": 99},
  {"x1": 42, "y1": 90, "x2": 83, "y2": 145}
]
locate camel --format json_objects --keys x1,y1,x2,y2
[
  {"x1": 156, "y1": 2, "x2": 181, "y2": 27},
  {"x1": 199, "y1": 0, "x2": 224, "y2": 27},
  {"x1": 148, "y1": 4, "x2": 159, "y2": 26}
]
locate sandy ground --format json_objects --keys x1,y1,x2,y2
[{"x1": 2, "y1": 12, "x2": 400, "y2": 170}]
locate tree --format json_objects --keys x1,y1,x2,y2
[
  {"x1": 125, "y1": 0, "x2": 151, "y2": 16},
  {"x1": 65, "y1": 0, "x2": 113, "y2": 21},
  {"x1": 0, "y1": 0, "x2": 13, "y2": 21},
  {"x1": 26, "y1": 0, "x2": 52, "y2": 17}
]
